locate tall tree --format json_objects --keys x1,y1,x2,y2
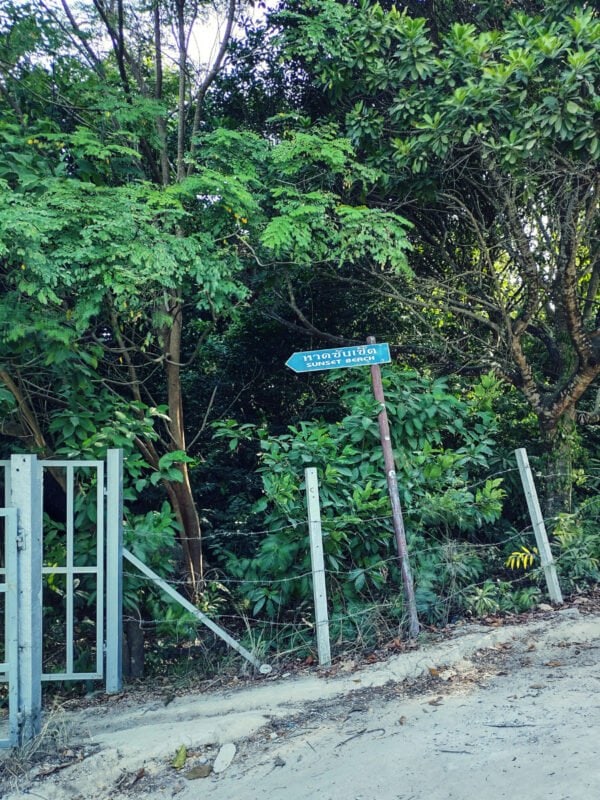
[
  {"x1": 0, "y1": 1, "x2": 413, "y2": 592},
  {"x1": 275, "y1": 0, "x2": 600, "y2": 516},
  {"x1": 0, "y1": 0, "x2": 246, "y2": 591}
]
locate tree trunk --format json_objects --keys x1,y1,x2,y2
[
  {"x1": 539, "y1": 407, "x2": 576, "y2": 524},
  {"x1": 163, "y1": 297, "x2": 204, "y2": 595},
  {"x1": 166, "y1": 473, "x2": 204, "y2": 597},
  {"x1": 123, "y1": 618, "x2": 145, "y2": 679}
]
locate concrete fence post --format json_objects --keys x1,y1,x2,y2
[{"x1": 305, "y1": 467, "x2": 331, "y2": 667}]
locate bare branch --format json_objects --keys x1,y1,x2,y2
[{"x1": 187, "y1": 0, "x2": 237, "y2": 171}]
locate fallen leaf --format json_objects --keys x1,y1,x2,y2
[
  {"x1": 115, "y1": 767, "x2": 145, "y2": 790},
  {"x1": 172, "y1": 745, "x2": 188, "y2": 770}
]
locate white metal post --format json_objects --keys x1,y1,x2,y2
[
  {"x1": 10, "y1": 454, "x2": 43, "y2": 743},
  {"x1": 515, "y1": 448, "x2": 563, "y2": 605},
  {"x1": 305, "y1": 468, "x2": 331, "y2": 667},
  {"x1": 105, "y1": 448, "x2": 123, "y2": 693}
]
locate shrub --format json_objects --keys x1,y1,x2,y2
[{"x1": 214, "y1": 369, "x2": 506, "y2": 635}]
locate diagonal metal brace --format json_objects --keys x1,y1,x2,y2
[{"x1": 123, "y1": 549, "x2": 271, "y2": 674}]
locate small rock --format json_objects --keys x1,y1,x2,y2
[
  {"x1": 213, "y1": 743, "x2": 236, "y2": 774},
  {"x1": 269, "y1": 732, "x2": 278, "y2": 740},
  {"x1": 273, "y1": 756, "x2": 286, "y2": 767},
  {"x1": 557, "y1": 608, "x2": 580, "y2": 619},
  {"x1": 184, "y1": 764, "x2": 212, "y2": 780}
]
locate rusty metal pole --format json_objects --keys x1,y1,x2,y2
[{"x1": 367, "y1": 336, "x2": 419, "y2": 638}]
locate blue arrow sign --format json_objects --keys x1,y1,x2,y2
[{"x1": 286, "y1": 343, "x2": 391, "y2": 373}]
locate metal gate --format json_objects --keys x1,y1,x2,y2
[
  {"x1": 0, "y1": 508, "x2": 19, "y2": 748},
  {"x1": 0, "y1": 451, "x2": 123, "y2": 747}
]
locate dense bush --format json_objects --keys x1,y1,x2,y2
[{"x1": 214, "y1": 369, "x2": 507, "y2": 639}]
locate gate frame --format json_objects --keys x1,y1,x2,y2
[
  {"x1": 0, "y1": 450, "x2": 123, "y2": 745},
  {"x1": 11, "y1": 455, "x2": 43, "y2": 745},
  {"x1": 0, "y1": 507, "x2": 19, "y2": 748},
  {"x1": 1, "y1": 445, "x2": 268, "y2": 746}
]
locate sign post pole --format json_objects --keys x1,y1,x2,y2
[
  {"x1": 285, "y1": 338, "x2": 420, "y2": 639},
  {"x1": 367, "y1": 336, "x2": 420, "y2": 638}
]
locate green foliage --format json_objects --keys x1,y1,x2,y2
[
  {"x1": 277, "y1": 0, "x2": 600, "y2": 531},
  {"x1": 215, "y1": 369, "x2": 506, "y2": 629},
  {"x1": 464, "y1": 579, "x2": 542, "y2": 616},
  {"x1": 553, "y1": 505, "x2": 600, "y2": 590},
  {"x1": 0, "y1": 177, "x2": 248, "y2": 319},
  {"x1": 283, "y1": 1, "x2": 600, "y2": 172},
  {"x1": 408, "y1": 537, "x2": 488, "y2": 624},
  {"x1": 259, "y1": 126, "x2": 412, "y2": 271}
]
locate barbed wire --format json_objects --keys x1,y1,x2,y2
[
  {"x1": 118, "y1": 565, "x2": 564, "y2": 648},
  {"x1": 122, "y1": 515, "x2": 558, "y2": 572},
  {"x1": 124, "y1": 505, "x2": 580, "y2": 545},
  {"x1": 121, "y1": 465, "x2": 592, "y2": 547},
  {"x1": 8, "y1": 458, "x2": 593, "y2": 667},
  {"x1": 119, "y1": 523, "x2": 552, "y2": 592}
]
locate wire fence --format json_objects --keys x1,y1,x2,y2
[
  {"x1": 114, "y1": 457, "x2": 599, "y2": 670},
  {"x1": 11, "y1": 455, "x2": 595, "y2": 678}
]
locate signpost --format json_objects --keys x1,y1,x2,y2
[
  {"x1": 285, "y1": 343, "x2": 391, "y2": 373},
  {"x1": 286, "y1": 338, "x2": 420, "y2": 639}
]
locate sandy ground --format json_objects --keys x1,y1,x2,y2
[{"x1": 1, "y1": 606, "x2": 599, "y2": 800}]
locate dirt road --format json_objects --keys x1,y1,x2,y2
[
  {"x1": 201, "y1": 633, "x2": 599, "y2": 800},
  {"x1": 2, "y1": 607, "x2": 599, "y2": 800}
]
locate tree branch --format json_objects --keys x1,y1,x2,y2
[{"x1": 187, "y1": 0, "x2": 237, "y2": 172}]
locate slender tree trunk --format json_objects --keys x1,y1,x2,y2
[
  {"x1": 539, "y1": 407, "x2": 576, "y2": 523},
  {"x1": 163, "y1": 298, "x2": 204, "y2": 594},
  {"x1": 166, "y1": 478, "x2": 204, "y2": 595}
]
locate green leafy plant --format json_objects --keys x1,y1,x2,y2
[
  {"x1": 465, "y1": 578, "x2": 542, "y2": 617},
  {"x1": 553, "y1": 507, "x2": 600, "y2": 591},
  {"x1": 214, "y1": 370, "x2": 505, "y2": 636},
  {"x1": 464, "y1": 580, "x2": 501, "y2": 616}
]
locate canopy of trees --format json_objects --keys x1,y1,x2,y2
[{"x1": 1, "y1": 0, "x2": 598, "y2": 644}]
